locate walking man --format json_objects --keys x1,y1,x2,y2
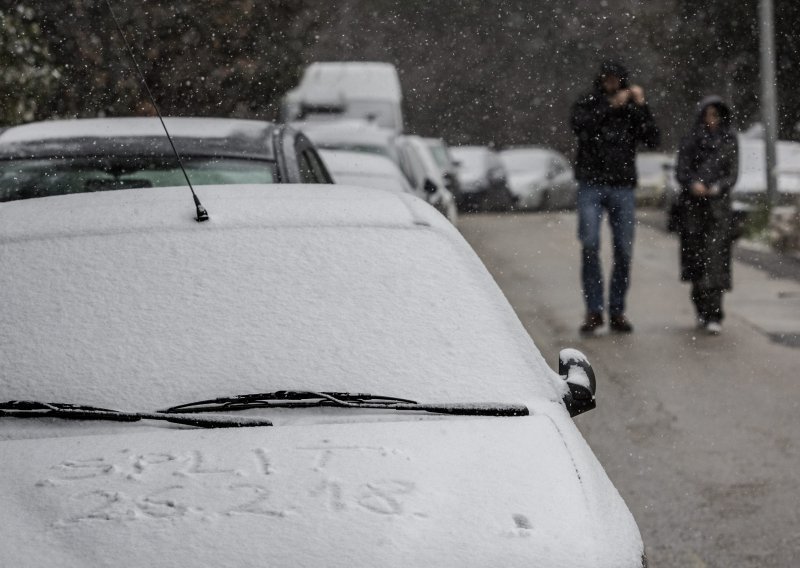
[{"x1": 571, "y1": 60, "x2": 660, "y2": 334}]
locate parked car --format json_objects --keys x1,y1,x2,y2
[
  {"x1": 295, "y1": 119, "x2": 399, "y2": 160},
  {"x1": 0, "y1": 117, "x2": 331, "y2": 202},
  {"x1": 450, "y1": 145, "x2": 516, "y2": 211},
  {"x1": 424, "y1": 137, "x2": 463, "y2": 203},
  {"x1": 0, "y1": 184, "x2": 645, "y2": 568},
  {"x1": 299, "y1": 122, "x2": 455, "y2": 222},
  {"x1": 394, "y1": 134, "x2": 458, "y2": 223},
  {"x1": 282, "y1": 62, "x2": 404, "y2": 132},
  {"x1": 500, "y1": 146, "x2": 578, "y2": 211},
  {"x1": 319, "y1": 148, "x2": 412, "y2": 194},
  {"x1": 635, "y1": 152, "x2": 673, "y2": 206}
]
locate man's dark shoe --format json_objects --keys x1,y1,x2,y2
[
  {"x1": 579, "y1": 312, "x2": 604, "y2": 334},
  {"x1": 609, "y1": 314, "x2": 634, "y2": 333}
]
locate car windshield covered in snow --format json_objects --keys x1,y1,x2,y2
[{"x1": 0, "y1": 186, "x2": 563, "y2": 411}]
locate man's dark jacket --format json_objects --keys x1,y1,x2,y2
[{"x1": 571, "y1": 64, "x2": 660, "y2": 187}]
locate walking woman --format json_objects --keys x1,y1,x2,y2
[{"x1": 676, "y1": 96, "x2": 739, "y2": 334}]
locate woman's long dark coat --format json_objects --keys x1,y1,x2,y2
[{"x1": 675, "y1": 97, "x2": 739, "y2": 290}]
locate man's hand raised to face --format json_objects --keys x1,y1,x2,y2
[
  {"x1": 608, "y1": 86, "x2": 646, "y2": 108},
  {"x1": 629, "y1": 85, "x2": 646, "y2": 106},
  {"x1": 608, "y1": 89, "x2": 631, "y2": 108}
]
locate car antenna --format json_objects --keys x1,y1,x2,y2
[{"x1": 104, "y1": 0, "x2": 209, "y2": 222}]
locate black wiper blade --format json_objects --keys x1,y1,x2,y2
[
  {"x1": 389, "y1": 402, "x2": 529, "y2": 417},
  {"x1": 159, "y1": 391, "x2": 528, "y2": 417},
  {"x1": 0, "y1": 400, "x2": 272, "y2": 429},
  {"x1": 160, "y1": 391, "x2": 417, "y2": 413}
]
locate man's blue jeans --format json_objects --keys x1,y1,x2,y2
[{"x1": 577, "y1": 183, "x2": 636, "y2": 316}]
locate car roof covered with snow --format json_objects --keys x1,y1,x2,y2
[
  {"x1": 0, "y1": 117, "x2": 279, "y2": 160},
  {"x1": 320, "y1": 149, "x2": 412, "y2": 193},
  {"x1": 294, "y1": 119, "x2": 397, "y2": 156},
  {"x1": 320, "y1": 148, "x2": 405, "y2": 178}
]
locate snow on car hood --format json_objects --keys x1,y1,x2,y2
[{"x1": 0, "y1": 411, "x2": 642, "y2": 568}]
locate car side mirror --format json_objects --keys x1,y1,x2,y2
[
  {"x1": 559, "y1": 348, "x2": 596, "y2": 417},
  {"x1": 423, "y1": 178, "x2": 438, "y2": 194}
]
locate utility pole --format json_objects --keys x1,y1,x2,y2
[{"x1": 760, "y1": 0, "x2": 779, "y2": 211}]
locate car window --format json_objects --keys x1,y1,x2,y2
[
  {"x1": 0, "y1": 220, "x2": 559, "y2": 408},
  {"x1": 315, "y1": 142, "x2": 390, "y2": 157},
  {"x1": 0, "y1": 157, "x2": 277, "y2": 202},
  {"x1": 297, "y1": 148, "x2": 330, "y2": 183},
  {"x1": 298, "y1": 101, "x2": 398, "y2": 130},
  {"x1": 450, "y1": 148, "x2": 488, "y2": 176},
  {"x1": 427, "y1": 143, "x2": 451, "y2": 170},
  {"x1": 398, "y1": 146, "x2": 423, "y2": 188}
]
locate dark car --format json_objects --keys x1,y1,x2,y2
[
  {"x1": 0, "y1": 117, "x2": 332, "y2": 202},
  {"x1": 449, "y1": 145, "x2": 516, "y2": 212},
  {"x1": 500, "y1": 146, "x2": 578, "y2": 211}
]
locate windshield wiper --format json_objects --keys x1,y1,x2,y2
[
  {"x1": 0, "y1": 401, "x2": 272, "y2": 429},
  {"x1": 159, "y1": 390, "x2": 529, "y2": 417}
]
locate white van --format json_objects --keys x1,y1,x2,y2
[{"x1": 282, "y1": 62, "x2": 404, "y2": 132}]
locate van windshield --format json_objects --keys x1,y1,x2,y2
[{"x1": 301, "y1": 100, "x2": 399, "y2": 130}]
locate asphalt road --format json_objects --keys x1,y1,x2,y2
[{"x1": 458, "y1": 210, "x2": 800, "y2": 568}]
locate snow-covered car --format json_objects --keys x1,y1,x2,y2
[
  {"x1": 500, "y1": 146, "x2": 578, "y2": 211},
  {"x1": 299, "y1": 122, "x2": 455, "y2": 222},
  {"x1": 319, "y1": 148, "x2": 412, "y2": 194},
  {"x1": 0, "y1": 185, "x2": 644, "y2": 568},
  {"x1": 450, "y1": 145, "x2": 516, "y2": 211},
  {"x1": 394, "y1": 134, "x2": 458, "y2": 223},
  {"x1": 0, "y1": 117, "x2": 332, "y2": 202}
]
